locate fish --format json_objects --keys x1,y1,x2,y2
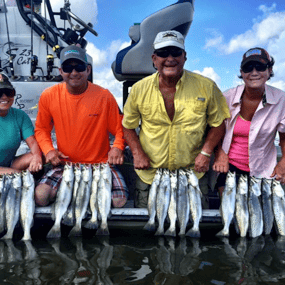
[
  {"x1": 165, "y1": 170, "x2": 178, "y2": 237},
  {"x1": 272, "y1": 179, "x2": 285, "y2": 236},
  {"x1": 186, "y1": 169, "x2": 202, "y2": 238},
  {"x1": 85, "y1": 164, "x2": 101, "y2": 230},
  {"x1": 69, "y1": 164, "x2": 92, "y2": 237},
  {"x1": 234, "y1": 174, "x2": 249, "y2": 237},
  {"x1": 96, "y1": 163, "x2": 112, "y2": 235},
  {"x1": 20, "y1": 170, "x2": 35, "y2": 240},
  {"x1": 0, "y1": 175, "x2": 9, "y2": 234},
  {"x1": 176, "y1": 169, "x2": 190, "y2": 236},
  {"x1": 2, "y1": 173, "x2": 22, "y2": 240},
  {"x1": 143, "y1": 168, "x2": 162, "y2": 232},
  {"x1": 261, "y1": 178, "x2": 274, "y2": 235},
  {"x1": 248, "y1": 176, "x2": 263, "y2": 238},
  {"x1": 216, "y1": 171, "x2": 236, "y2": 237},
  {"x1": 46, "y1": 164, "x2": 74, "y2": 239},
  {"x1": 62, "y1": 164, "x2": 82, "y2": 226},
  {"x1": 155, "y1": 169, "x2": 171, "y2": 236}
]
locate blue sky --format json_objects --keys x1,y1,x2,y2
[{"x1": 52, "y1": 0, "x2": 285, "y2": 109}]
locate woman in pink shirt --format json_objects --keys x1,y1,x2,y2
[{"x1": 213, "y1": 47, "x2": 285, "y2": 193}]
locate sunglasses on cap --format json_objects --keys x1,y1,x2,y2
[
  {"x1": 0, "y1": 89, "x2": 15, "y2": 98},
  {"x1": 61, "y1": 63, "x2": 87, "y2": 73},
  {"x1": 241, "y1": 62, "x2": 268, "y2": 73},
  {"x1": 154, "y1": 48, "x2": 183, "y2": 58}
]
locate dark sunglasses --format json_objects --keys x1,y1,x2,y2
[
  {"x1": 0, "y1": 90, "x2": 15, "y2": 98},
  {"x1": 62, "y1": 64, "x2": 87, "y2": 73},
  {"x1": 154, "y1": 48, "x2": 183, "y2": 58},
  {"x1": 241, "y1": 62, "x2": 268, "y2": 73}
]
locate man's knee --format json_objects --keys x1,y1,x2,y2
[
  {"x1": 135, "y1": 177, "x2": 150, "y2": 208},
  {"x1": 34, "y1": 184, "x2": 55, "y2": 206}
]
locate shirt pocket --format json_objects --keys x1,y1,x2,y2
[
  {"x1": 140, "y1": 103, "x2": 163, "y2": 124},
  {"x1": 178, "y1": 97, "x2": 207, "y2": 127}
]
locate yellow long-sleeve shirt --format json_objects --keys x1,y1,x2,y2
[{"x1": 123, "y1": 70, "x2": 230, "y2": 184}]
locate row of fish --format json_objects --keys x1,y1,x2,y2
[
  {"x1": 0, "y1": 170, "x2": 35, "y2": 240},
  {"x1": 217, "y1": 171, "x2": 285, "y2": 238},
  {"x1": 47, "y1": 163, "x2": 112, "y2": 238},
  {"x1": 144, "y1": 168, "x2": 203, "y2": 238}
]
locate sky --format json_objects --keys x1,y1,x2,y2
[{"x1": 50, "y1": 0, "x2": 285, "y2": 109}]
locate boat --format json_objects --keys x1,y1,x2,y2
[{"x1": 1, "y1": 0, "x2": 282, "y2": 228}]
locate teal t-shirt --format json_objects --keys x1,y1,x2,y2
[{"x1": 0, "y1": 108, "x2": 34, "y2": 167}]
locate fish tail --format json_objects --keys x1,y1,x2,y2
[
  {"x1": 84, "y1": 219, "x2": 98, "y2": 230},
  {"x1": 185, "y1": 228, "x2": 200, "y2": 238},
  {"x1": 164, "y1": 227, "x2": 176, "y2": 237},
  {"x1": 143, "y1": 221, "x2": 156, "y2": 232},
  {"x1": 46, "y1": 224, "x2": 61, "y2": 239},
  {"x1": 96, "y1": 225, "x2": 109, "y2": 236},
  {"x1": 21, "y1": 232, "x2": 32, "y2": 241},
  {"x1": 68, "y1": 225, "x2": 82, "y2": 237},
  {"x1": 61, "y1": 214, "x2": 74, "y2": 227},
  {"x1": 216, "y1": 228, "x2": 229, "y2": 237},
  {"x1": 154, "y1": 227, "x2": 164, "y2": 236}
]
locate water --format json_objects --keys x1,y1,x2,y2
[{"x1": 1, "y1": 221, "x2": 285, "y2": 285}]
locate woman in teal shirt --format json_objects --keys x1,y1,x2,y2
[{"x1": 0, "y1": 72, "x2": 42, "y2": 174}]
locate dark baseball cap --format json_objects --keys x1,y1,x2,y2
[
  {"x1": 60, "y1": 45, "x2": 88, "y2": 65},
  {"x1": 0, "y1": 72, "x2": 15, "y2": 91},
  {"x1": 241, "y1": 47, "x2": 271, "y2": 67}
]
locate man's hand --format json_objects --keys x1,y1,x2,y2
[
  {"x1": 194, "y1": 153, "x2": 211, "y2": 173},
  {"x1": 133, "y1": 150, "x2": 151, "y2": 170},
  {"x1": 45, "y1": 149, "x2": 69, "y2": 166},
  {"x1": 28, "y1": 154, "x2": 43, "y2": 173},
  {"x1": 271, "y1": 158, "x2": 285, "y2": 184},
  {"x1": 213, "y1": 149, "x2": 229, "y2": 173},
  {"x1": 108, "y1": 147, "x2": 124, "y2": 165}
]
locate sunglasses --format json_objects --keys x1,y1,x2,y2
[
  {"x1": 0, "y1": 90, "x2": 15, "y2": 98},
  {"x1": 241, "y1": 62, "x2": 268, "y2": 73},
  {"x1": 62, "y1": 64, "x2": 87, "y2": 73},
  {"x1": 154, "y1": 48, "x2": 183, "y2": 58}
]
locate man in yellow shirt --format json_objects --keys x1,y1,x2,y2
[{"x1": 123, "y1": 30, "x2": 230, "y2": 208}]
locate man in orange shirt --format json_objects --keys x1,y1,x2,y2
[{"x1": 35, "y1": 45, "x2": 128, "y2": 208}]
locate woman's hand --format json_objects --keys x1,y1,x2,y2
[
  {"x1": 271, "y1": 158, "x2": 285, "y2": 184},
  {"x1": 28, "y1": 154, "x2": 43, "y2": 172}
]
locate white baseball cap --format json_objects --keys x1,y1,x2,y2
[{"x1": 153, "y1": 30, "x2": 185, "y2": 50}]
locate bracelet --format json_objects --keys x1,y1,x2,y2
[{"x1": 201, "y1": 150, "x2": 211, "y2": 157}]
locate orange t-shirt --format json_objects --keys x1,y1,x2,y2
[{"x1": 35, "y1": 82, "x2": 125, "y2": 164}]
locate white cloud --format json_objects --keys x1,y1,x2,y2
[
  {"x1": 204, "y1": 6, "x2": 285, "y2": 54},
  {"x1": 193, "y1": 67, "x2": 221, "y2": 86}
]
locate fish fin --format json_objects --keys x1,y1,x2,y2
[
  {"x1": 96, "y1": 226, "x2": 110, "y2": 236},
  {"x1": 185, "y1": 228, "x2": 200, "y2": 238},
  {"x1": 143, "y1": 222, "x2": 156, "y2": 232},
  {"x1": 46, "y1": 225, "x2": 61, "y2": 239},
  {"x1": 84, "y1": 220, "x2": 98, "y2": 230},
  {"x1": 68, "y1": 225, "x2": 82, "y2": 237}
]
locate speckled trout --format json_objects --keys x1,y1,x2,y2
[
  {"x1": 235, "y1": 174, "x2": 249, "y2": 237},
  {"x1": 47, "y1": 164, "x2": 74, "y2": 239},
  {"x1": 143, "y1": 168, "x2": 162, "y2": 232},
  {"x1": 262, "y1": 178, "x2": 274, "y2": 235},
  {"x1": 272, "y1": 179, "x2": 285, "y2": 236},
  {"x1": 248, "y1": 176, "x2": 263, "y2": 238},
  {"x1": 216, "y1": 171, "x2": 236, "y2": 237},
  {"x1": 20, "y1": 170, "x2": 35, "y2": 241}
]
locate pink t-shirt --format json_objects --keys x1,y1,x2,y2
[{"x1": 228, "y1": 115, "x2": 251, "y2": 171}]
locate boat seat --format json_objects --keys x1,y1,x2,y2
[{"x1": 111, "y1": 0, "x2": 194, "y2": 82}]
